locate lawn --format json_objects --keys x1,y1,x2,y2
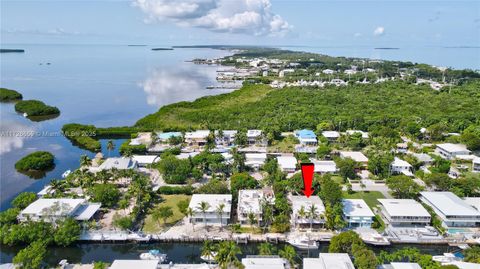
[
  {"x1": 342, "y1": 191, "x2": 385, "y2": 209},
  {"x1": 142, "y1": 194, "x2": 191, "y2": 233}
]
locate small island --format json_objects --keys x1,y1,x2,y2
[
  {"x1": 0, "y1": 88, "x2": 23, "y2": 102},
  {"x1": 14, "y1": 100, "x2": 60, "y2": 119},
  {"x1": 151, "y1": 47, "x2": 174, "y2": 51},
  {"x1": 15, "y1": 151, "x2": 55, "y2": 179},
  {"x1": 0, "y1": 49, "x2": 25, "y2": 53}
]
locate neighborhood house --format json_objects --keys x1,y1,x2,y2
[
  {"x1": 188, "y1": 194, "x2": 232, "y2": 226},
  {"x1": 18, "y1": 198, "x2": 101, "y2": 222},
  {"x1": 435, "y1": 143, "x2": 471, "y2": 160},
  {"x1": 342, "y1": 199, "x2": 375, "y2": 228},
  {"x1": 277, "y1": 155, "x2": 297, "y2": 173},
  {"x1": 237, "y1": 188, "x2": 275, "y2": 226},
  {"x1": 289, "y1": 195, "x2": 325, "y2": 229},
  {"x1": 378, "y1": 199, "x2": 431, "y2": 227}
]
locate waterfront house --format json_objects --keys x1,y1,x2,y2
[
  {"x1": 185, "y1": 130, "x2": 210, "y2": 147},
  {"x1": 131, "y1": 155, "x2": 160, "y2": 167},
  {"x1": 310, "y1": 159, "x2": 337, "y2": 174},
  {"x1": 96, "y1": 157, "x2": 138, "y2": 171},
  {"x1": 188, "y1": 194, "x2": 232, "y2": 226},
  {"x1": 346, "y1": 130, "x2": 369, "y2": 139},
  {"x1": 473, "y1": 156, "x2": 480, "y2": 173},
  {"x1": 321, "y1": 131, "x2": 340, "y2": 142},
  {"x1": 339, "y1": 151, "x2": 369, "y2": 166},
  {"x1": 247, "y1": 130, "x2": 266, "y2": 146},
  {"x1": 237, "y1": 188, "x2": 275, "y2": 226},
  {"x1": 396, "y1": 143, "x2": 408, "y2": 154},
  {"x1": 294, "y1": 129, "x2": 318, "y2": 146},
  {"x1": 242, "y1": 256, "x2": 290, "y2": 269},
  {"x1": 277, "y1": 155, "x2": 297, "y2": 173},
  {"x1": 110, "y1": 260, "x2": 159, "y2": 269},
  {"x1": 289, "y1": 195, "x2": 325, "y2": 229},
  {"x1": 378, "y1": 199, "x2": 431, "y2": 227},
  {"x1": 156, "y1": 131, "x2": 182, "y2": 143},
  {"x1": 245, "y1": 153, "x2": 267, "y2": 170},
  {"x1": 303, "y1": 253, "x2": 354, "y2": 269},
  {"x1": 342, "y1": 199, "x2": 375, "y2": 228},
  {"x1": 18, "y1": 198, "x2": 101, "y2": 223},
  {"x1": 435, "y1": 143, "x2": 471, "y2": 160},
  {"x1": 464, "y1": 197, "x2": 480, "y2": 211},
  {"x1": 214, "y1": 130, "x2": 237, "y2": 146},
  {"x1": 420, "y1": 192, "x2": 480, "y2": 228},
  {"x1": 390, "y1": 157, "x2": 414, "y2": 176}
]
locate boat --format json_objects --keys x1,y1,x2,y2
[
  {"x1": 62, "y1": 170, "x2": 71, "y2": 178},
  {"x1": 288, "y1": 237, "x2": 319, "y2": 250},
  {"x1": 201, "y1": 251, "x2": 217, "y2": 262},
  {"x1": 23, "y1": 113, "x2": 28, "y2": 117},
  {"x1": 139, "y1": 249, "x2": 167, "y2": 262}
]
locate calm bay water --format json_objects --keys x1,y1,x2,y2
[{"x1": 0, "y1": 44, "x2": 477, "y2": 264}]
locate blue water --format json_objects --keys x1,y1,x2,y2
[{"x1": 0, "y1": 44, "x2": 232, "y2": 210}]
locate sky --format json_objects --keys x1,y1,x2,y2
[{"x1": 1, "y1": 0, "x2": 479, "y2": 47}]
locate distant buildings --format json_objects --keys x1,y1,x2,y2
[
  {"x1": 378, "y1": 199, "x2": 431, "y2": 227},
  {"x1": 289, "y1": 195, "x2": 325, "y2": 229},
  {"x1": 215, "y1": 130, "x2": 237, "y2": 146},
  {"x1": 110, "y1": 260, "x2": 159, "y2": 269},
  {"x1": 18, "y1": 198, "x2": 100, "y2": 223},
  {"x1": 322, "y1": 131, "x2": 340, "y2": 142},
  {"x1": 247, "y1": 130, "x2": 265, "y2": 146},
  {"x1": 420, "y1": 192, "x2": 480, "y2": 228},
  {"x1": 346, "y1": 130, "x2": 369, "y2": 139},
  {"x1": 129, "y1": 132, "x2": 153, "y2": 146},
  {"x1": 390, "y1": 157, "x2": 413, "y2": 176},
  {"x1": 380, "y1": 263, "x2": 422, "y2": 269},
  {"x1": 156, "y1": 131, "x2": 182, "y2": 143},
  {"x1": 131, "y1": 155, "x2": 160, "y2": 167},
  {"x1": 435, "y1": 143, "x2": 471, "y2": 160},
  {"x1": 188, "y1": 194, "x2": 232, "y2": 226},
  {"x1": 277, "y1": 155, "x2": 297, "y2": 173},
  {"x1": 310, "y1": 159, "x2": 337, "y2": 174},
  {"x1": 342, "y1": 199, "x2": 375, "y2": 228},
  {"x1": 237, "y1": 189, "x2": 275, "y2": 226},
  {"x1": 303, "y1": 253, "x2": 354, "y2": 269},
  {"x1": 473, "y1": 156, "x2": 480, "y2": 173}
]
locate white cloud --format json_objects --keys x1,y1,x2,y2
[
  {"x1": 353, "y1": 32, "x2": 362, "y2": 38},
  {"x1": 132, "y1": 0, "x2": 292, "y2": 36},
  {"x1": 373, "y1": 26, "x2": 385, "y2": 36},
  {"x1": 0, "y1": 121, "x2": 34, "y2": 155}
]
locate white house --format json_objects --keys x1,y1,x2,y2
[
  {"x1": 381, "y1": 263, "x2": 422, "y2": 269},
  {"x1": 435, "y1": 143, "x2": 471, "y2": 160},
  {"x1": 131, "y1": 155, "x2": 160, "y2": 167},
  {"x1": 277, "y1": 156, "x2": 297, "y2": 173},
  {"x1": 303, "y1": 253, "x2": 354, "y2": 269},
  {"x1": 245, "y1": 153, "x2": 267, "y2": 170},
  {"x1": 378, "y1": 199, "x2": 431, "y2": 227},
  {"x1": 188, "y1": 194, "x2": 232, "y2": 226},
  {"x1": 310, "y1": 159, "x2": 337, "y2": 174},
  {"x1": 289, "y1": 195, "x2": 325, "y2": 229},
  {"x1": 342, "y1": 199, "x2": 375, "y2": 228},
  {"x1": 390, "y1": 157, "x2": 414, "y2": 176},
  {"x1": 237, "y1": 188, "x2": 275, "y2": 226},
  {"x1": 129, "y1": 132, "x2": 153, "y2": 146},
  {"x1": 420, "y1": 192, "x2": 480, "y2": 228},
  {"x1": 322, "y1": 131, "x2": 340, "y2": 141},
  {"x1": 247, "y1": 130, "x2": 264, "y2": 145},
  {"x1": 396, "y1": 143, "x2": 408, "y2": 154},
  {"x1": 473, "y1": 156, "x2": 480, "y2": 173},
  {"x1": 96, "y1": 157, "x2": 137, "y2": 171},
  {"x1": 185, "y1": 130, "x2": 210, "y2": 147},
  {"x1": 242, "y1": 256, "x2": 290, "y2": 269},
  {"x1": 339, "y1": 151, "x2": 369, "y2": 166},
  {"x1": 294, "y1": 129, "x2": 317, "y2": 146},
  {"x1": 18, "y1": 198, "x2": 101, "y2": 222},
  {"x1": 215, "y1": 130, "x2": 237, "y2": 146},
  {"x1": 411, "y1": 153, "x2": 434, "y2": 165}
]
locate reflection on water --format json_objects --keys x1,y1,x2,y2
[{"x1": 0, "y1": 120, "x2": 34, "y2": 155}]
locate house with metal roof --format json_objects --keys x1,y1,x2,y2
[
  {"x1": 420, "y1": 192, "x2": 480, "y2": 228},
  {"x1": 294, "y1": 129, "x2": 318, "y2": 146},
  {"x1": 188, "y1": 194, "x2": 232, "y2": 226},
  {"x1": 276, "y1": 155, "x2": 297, "y2": 173},
  {"x1": 303, "y1": 253, "x2": 354, "y2": 269},
  {"x1": 435, "y1": 143, "x2": 471, "y2": 160},
  {"x1": 342, "y1": 199, "x2": 375, "y2": 228},
  {"x1": 18, "y1": 198, "x2": 101, "y2": 223},
  {"x1": 378, "y1": 199, "x2": 431, "y2": 227}
]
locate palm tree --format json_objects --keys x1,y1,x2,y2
[
  {"x1": 216, "y1": 203, "x2": 225, "y2": 231},
  {"x1": 215, "y1": 241, "x2": 242, "y2": 269},
  {"x1": 308, "y1": 204, "x2": 318, "y2": 231},
  {"x1": 297, "y1": 205, "x2": 307, "y2": 229},
  {"x1": 106, "y1": 140, "x2": 115, "y2": 157},
  {"x1": 231, "y1": 147, "x2": 245, "y2": 173},
  {"x1": 186, "y1": 207, "x2": 195, "y2": 231},
  {"x1": 261, "y1": 199, "x2": 273, "y2": 232},
  {"x1": 196, "y1": 201, "x2": 210, "y2": 229},
  {"x1": 247, "y1": 212, "x2": 257, "y2": 229},
  {"x1": 80, "y1": 154, "x2": 91, "y2": 167},
  {"x1": 279, "y1": 245, "x2": 296, "y2": 268},
  {"x1": 49, "y1": 179, "x2": 65, "y2": 194},
  {"x1": 258, "y1": 242, "x2": 275, "y2": 256},
  {"x1": 201, "y1": 240, "x2": 217, "y2": 264}
]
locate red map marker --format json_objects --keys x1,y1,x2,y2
[{"x1": 301, "y1": 163, "x2": 315, "y2": 198}]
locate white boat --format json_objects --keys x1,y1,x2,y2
[
  {"x1": 62, "y1": 170, "x2": 71, "y2": 178},
  {"x1": 201, "y1": 251, "x2": 217, "y2": 262},
  {"x1": 140, "y1": 249, "x2": 167, "y2": 262},
  {"x1": 288, "y1": 237, "x2": 319, "y2": 250},
  {"x1": 23, "y1": 113, "x2": 28, "y2": 117}
]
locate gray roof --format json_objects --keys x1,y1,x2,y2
[{"x1": 421, "y1": 192, "x2": 480, "y2": 217}]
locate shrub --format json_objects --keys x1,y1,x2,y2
[
  {"x1": 15, "y1": 151, "x2": 55, "y2": 172},
  {"x1": 14, "y1": 100, "x2": 59, "y2": 116},
  {"x1": 157, "y1": 186, "x2": 194, "y2": 195}
]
